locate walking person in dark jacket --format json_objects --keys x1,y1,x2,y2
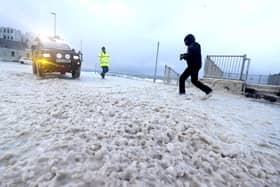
[{"x1": 179, "y1": 34, "x2": 212, "y2": 99}]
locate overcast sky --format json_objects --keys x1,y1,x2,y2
[{"x1": 1, "y1": 0, "x2": 279, "y2": 75}]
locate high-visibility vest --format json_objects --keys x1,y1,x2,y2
[{"x1": 98, "y1": 51, "x2": 110, "y2": 67}]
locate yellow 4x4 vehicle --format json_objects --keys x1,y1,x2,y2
[{"x1": 32, "y1": 36, "x2": 82, "y2": 78}]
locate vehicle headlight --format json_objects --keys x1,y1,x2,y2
[
  {"x1": 73, "y1": 55, "x2": 79, "y2": 60},
  {"x1": 65, "y1": 54, "x2": 71, "y2": 59},
  {"x1": 56, "y1": 53, "x2": 62, "y2": 59},
  {"x1": 43, "y1": 53, "x2": 51, "y2": 58}
]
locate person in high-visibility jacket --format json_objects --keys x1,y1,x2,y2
[{"x1": 98, "y1": 46, "x2": 110, "y2": 79}]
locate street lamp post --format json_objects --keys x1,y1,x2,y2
[{"x1": 50, "y1": 12, "x2": 56, "y2": 38}]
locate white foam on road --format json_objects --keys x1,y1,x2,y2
[{"x1": 0, "y1": 61, "x2": 280, "y2": 186}]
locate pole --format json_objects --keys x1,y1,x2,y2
[
  {"x1": 51, "y1": 12, "x2": 56, "y2": 38},
  {"x1": 153, "y1": 41, "x2": 160, "y2": 83},
  {"x1": 79, "y1": 39, "x2": 83, "y2": 62},
  {"x1": 95, "y1": 63, "x2": 97, "y2": 74},
  {"x1": 245, "y1": 58, "x2": 250, "y2": 81},
  {"x1": 240, "y1": 54, "x2": 246, "y2": 80}
]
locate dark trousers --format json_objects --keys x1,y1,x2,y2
[
  {"x1": 101, "y1": 66, "x2": 109, "y2": 78},
  {"x1": 179, "y1": 65, "x2": 212, "y2": 94}
]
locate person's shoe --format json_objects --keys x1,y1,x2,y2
[
  {"x1": 100, "y1": 73, "x2": 105, "y2": 79},
  {"x1": 179, "y1": 92, "x2": 192, "y2": 100},
  {"x1": 201, "y1": 91, "x2": 213, "y2": 100}
]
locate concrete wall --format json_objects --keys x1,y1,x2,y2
[
  {"x1": 204, "y1": 59, "x2": 224, "y2": 79},
  {"x1": 201, "y1": 78, "x2": 244, "y2": 94},
  {"x1": 0, "y1": 48, "x2": 25, "y2": 61},
  {"x1": 201, "y1": 77, "x2": 280, "y2": 96},
  {"x1": 245, "y1": 83, "x2": 280, "y2": 95}
]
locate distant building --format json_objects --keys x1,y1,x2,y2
[
  {"x1": 0, "y1": 27, "x2": 23, "y2": 42},
  {"x1": 0, "y1": 38, "x2": 26, "y2": 61},
  {"x1": 0, "y1": 26, "x2": 28, "y2": 62}
]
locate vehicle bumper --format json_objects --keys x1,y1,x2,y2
[{"x1": 37, "y1": 59, "x2": 81, "y2": 73}]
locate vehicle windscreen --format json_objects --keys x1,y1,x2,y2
[{"x1": 39, "y1": 37, "x2": 71, "y2": 50}]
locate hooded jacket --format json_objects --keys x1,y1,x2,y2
[{"x1": 182, "y1": 34, "x2": 202, "y2": 67}]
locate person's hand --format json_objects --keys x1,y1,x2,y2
[{"x1": 179, "y1": 53, "x2": 186, "y2": 60}]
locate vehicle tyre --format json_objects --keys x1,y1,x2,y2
[
  {"x1": 72, "y1": 68, "x2": 81, "y2": 79},
  {"x1": 32, "y1": 62, "x2": 37, "y2": 74},
  {"x1": 36, "y1": 62, "x2": 44, "y2": 77}
]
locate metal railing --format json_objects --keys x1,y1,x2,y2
[
  {"x1": 163, "y1": 65, "x2": 180, "y2": 85},
  {"x1": 204, "y1": 55, "x2": 250, "y2": 81},
  {"x1": 246, "y1": 74, "x2": 269, "y2": 85},
  {"x1": 246, "y1": 74, "x2": 280, "y2": 85},
  {"x1": 268, "y1": 74, "x2": 280, "y2": 85}
]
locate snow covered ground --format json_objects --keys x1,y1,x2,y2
[{"x1": 0, "y1": 61, "x2": 279, "y2": 187}]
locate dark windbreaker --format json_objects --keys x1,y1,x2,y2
[{"x1": 183, "y1": 42, "x2": 202, "y2": 67}]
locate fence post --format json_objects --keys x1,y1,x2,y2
[
  {"x1": 204, "y1": 56, "x2": 209, "y2": 78},
  {"x1": 258, "y1": 75, "x2": 262, "y2": 84},
  {"x1": 164, "y1": 65, "x2": 167, "y2": 83},
  {"x1": 245, "y1": 58, "x2": 250, "y2": 81},
  {"x1": 153, "y1": 41, "x2": 160, "y2": 83},
  {"x1": 167, "y1": 67, "x2": 171, "y2": 84},
  {"x1": 95, "y1": 62, "x2": 97, "y2": 74},
  {"x1": 240, "y1": 54, "x2": 247, "y2": 80}
]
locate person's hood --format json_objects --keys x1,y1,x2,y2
[{"x1": 184, "y1": 34, "x2": 195, "y2": 46}]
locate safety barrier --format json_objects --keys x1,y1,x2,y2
[
  {"x1": 204, "y1": 55, "x2": 250, "y2": 81},
  {"x1": 163, "y1": 65, "x2": 180, "y2": 85}
]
